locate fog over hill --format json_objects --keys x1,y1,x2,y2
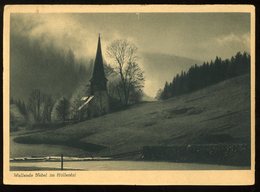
[
  {"x1": 140, "y1": 52, "x2": 201, "y2": 97},
  {"x1": 10, "y1": 29, "x2": 200, "y2": 101},
  {"x1": 10, "y1": 32, "x2": 91, "y2": 102},
  {"x1": 10, "y1": 13, "x2": 250, "y2": 100}
]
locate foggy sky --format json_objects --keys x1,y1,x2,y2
[{"x1": 10, "y1": 13, "x2": 251, "y2": 97}]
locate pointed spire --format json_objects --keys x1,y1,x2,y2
[
  {"x1": 96, "y1": 33, "x2": 101, "y2": 57},
  {"x1": 90, "y1": 34, "x2": 107, "y2": 94}
]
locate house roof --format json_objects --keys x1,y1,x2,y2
[{"x1": 78, "y1": 95, "x2": 94, "y2": 111}]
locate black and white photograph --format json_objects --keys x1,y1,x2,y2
[{"x1": 3, "y1": 5, "x2": 255, "y2": 185}]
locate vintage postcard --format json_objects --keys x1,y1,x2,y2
[{"x1": 3, "y1": 5, "x2": 255, "y2": 185}]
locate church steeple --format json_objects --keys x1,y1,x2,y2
[{"x1": 90, "y1": 34, "x2": 107, "y2": 94}]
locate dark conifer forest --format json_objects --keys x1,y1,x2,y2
[{"x1": 159, "y1": 52, "x2": 250, "y2": 100}]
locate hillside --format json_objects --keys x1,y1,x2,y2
[{"x1": 12, "y1": 74, "x2": 250, "y2": 158}]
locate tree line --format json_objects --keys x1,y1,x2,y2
[{"x1": 158, "y1": 52, "x2": 250, "y2": 100}]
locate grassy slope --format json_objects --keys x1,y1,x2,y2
[{"x1": 12, "y1": 74, "x2": 250, "y2": 157}]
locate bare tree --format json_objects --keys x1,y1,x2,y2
[
  {"x1": 28, "y1": 89, "x2": 44, "y2": 122},
  {"x1": 41, "y1": 94, "x2": 54, "y2": 123},
  {"x1": 107, "y1": 39, "x2": 144, "y2": 105},
  {"x1": 28, "y1": 89, "x2": 54, "y2": 123},
  {"x1": 56, "y1": 97, "x2": 70, "y2": 122}
]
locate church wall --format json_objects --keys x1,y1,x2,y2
[{"x1": 89, "y1": 91, "x2": 110, "y2": 117}]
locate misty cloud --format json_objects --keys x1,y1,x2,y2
[
  {"x1": 10, "y1": 12, "x2": 251, "y2": 97},
  {"x1": 11, "y1": 13, "x2": 251, "y2": 61},
  {"x1": 216, "y1": 33, "x2": 250, "y2": 52}
]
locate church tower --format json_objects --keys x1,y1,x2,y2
[
  {"x1": 89, "y1": 34, "x2": 109, "y2": 116},
  {"x1": 90, "y1": 34, "x2": 108, "y2": 94}
]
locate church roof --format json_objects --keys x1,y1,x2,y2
[
  {"x1": 90, "y1": 34, "x2": 107, "y2": 82},
  {"x1": 78, "y1": 95, "x2": 94, "y2": 111}
]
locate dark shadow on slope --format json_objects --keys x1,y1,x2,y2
[
  {"x1": 13, "y1": 135, "x2": 106, "y2": 152},
  {"x1": 185, "y1": 96, "x2": 206, "y2": 103},
  {"x1": 142, "y1": 144, "x2": 250, "y2": 167},
  {"x1": 168, "y1": 107, "x2": 194, "y2": 115},
  {"x1": 162, "y1": 107, "x2": 204, "y2": 119},
  {"x1": 202, "y1": 111, "x2": 240, "y2": 122},
  {"x1": 195, "y1": 134, "x2": 249, "y2": 144}
]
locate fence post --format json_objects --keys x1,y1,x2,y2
[{"x1": 61, "y1": 154, "x2": 63, "y2": 170}]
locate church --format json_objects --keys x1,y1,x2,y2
[{"x1": 78, "y1": 34, "x2": 110, "y2": 118}]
